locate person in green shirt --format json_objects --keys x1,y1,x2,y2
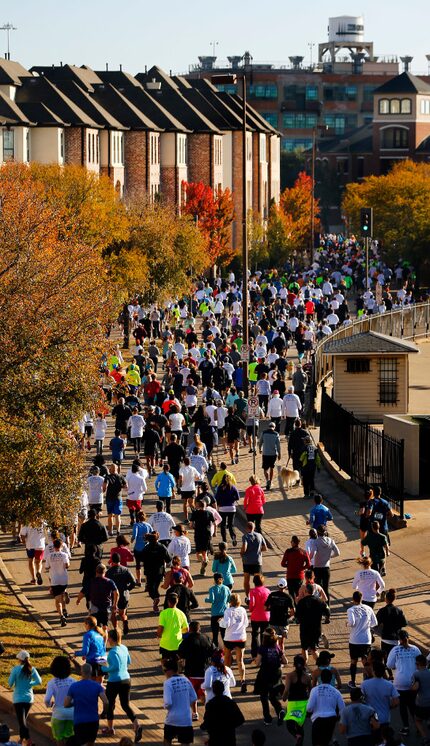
[
  {"x1": 234, "y1": 336, "x2": 243, "y2": 352},
  {"x1": 248, "y1": 361, "x2": 258, "y2": 383},
  {"x1": 157, "y1": 594, "x2": 189, "y2": 658}
]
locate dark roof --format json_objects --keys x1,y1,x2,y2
[
  {"x1": 323, "y1": 331, "x2": 419, "y2": 355},
  {"x1": 375, "y1": 71, "x2": 430, "y2": 95},
  {"x1": 0, "y1": 90, "x2": 32, "y2": 125},
  {"x1": 0, "y1": 59, "x2": 32, "y2": 86},
  {"x1": 17, "y1": 101, "x2": 65, "y2": 126},
  {"x1": 50, "y1": 80, "x2": 126, "y2": 129},
  {"x1": 31, "y1": 64, "x2": 104, "y2": 91},
  {"x1": 136, "y1": 67, "x2": 221, "y2": 133},
  {"x1": 90, "y1": 82, "x2": 163, "y2": 131},
  {"x1": 99, "y1": 80, "x2": 185, "y2": 132},
  {"x1": 316, "y1": 124, "x2": 373, "y2": 155},
  {"x1": 16, "y1": 76, "x2": 100, "y2": 127}
]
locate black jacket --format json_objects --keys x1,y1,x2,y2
[
  {"x1": 202, "y1": 695, "x2": 245, "y2": 746},
  {"x1": 376, "y1": 603, "x2": 408, "y2": 641},
  {"x1": 78, "y1": 519, "x2": 108, "y2": 547}
]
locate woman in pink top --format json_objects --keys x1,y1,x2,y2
[
  {"x1": 243, "y1": 475, "x2": 266, "y2": 534},
  {"x1": 249, "y1": 573, "x2": 271, "y2": 660}
]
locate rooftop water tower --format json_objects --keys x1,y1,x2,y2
[{"x1": 319, "y1": 15, "x2": 374, "y2": 65}]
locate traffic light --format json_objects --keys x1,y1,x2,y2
[{"x1": 360, "y1": 207, "x2": 373, "y2": 236}]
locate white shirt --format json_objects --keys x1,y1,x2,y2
[
  {"x1": 20, "y1": 526, "x2": 46, "y2": 550},
  {"x1": 205, "y1": 404, "x2": 217, "y2": 426},
  {"x1": 352, "y1": 569, "x2": 385, "y2": 603},
  {"x1": 169, "y1": 412, "x2": 184, "y2": 432},
  {"x1": 267, "y1": 396, "x2": 283, "y2": 418},
  {"x1": 129, "y1": 414, "x2": 145, "y2": 438},
  {"x1": 87, "y1": 475, "x2": 105, "y2": 505},
  {"x1": 347, "y1": 604, "x2": 377, "y2": 644},
  {"x1": 45, "y1": 550, "x2": 69, "y2": 586},
  {"x1": 126, "y1": 470, "x2": 147, "y2": 500},
  {"x1": 216, "y1": 406, "x2": 228, "y2": 428},
  {"x1": 148, "y1": 511, "x2": 176, "y2": 541},
  {"x1": 220, "y1": 606, "x2": 248, "y2": 641},
  {"x1": 288, "y1": 317, "x2": 299, "y2": 332},
  {"x1": 282, "y1": 393, "x2": 302, "y2": 418},
  {"x1": 94, "y1": 419, "x2": 108, "y2": 440},
  {"x1": 44, "y1": 676, "x2": 76, "y2": 720},
  {"x1": 326, "y1": 312, "x2": 339, "y2": 326},
  {"x1": 163, "y1": 675, "x2": 197, "y2": 727},
  {"x1": 322, "y1": 281, "x2": 333, "y2": 296},
  {"x1": 202, "y1": 666, "x2": 236, "y2": 702},
  {"x1": 387, "y1": 644, "x2": 422, "y2": 691},
  {"x1": 179, "y1": 465, "x2": 200, "y2": 491},
  {"x1": 307, "y1": 684, "x2": 345, "y2": 721},
  {"x1": 167, "y1": 535, "x2": 192, "y2": 567}
]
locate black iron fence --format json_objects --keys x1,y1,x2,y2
[{"x1": 320, "y1": 390, "x2": 404, "y2": 517}]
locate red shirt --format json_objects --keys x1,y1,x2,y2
[
  {"x1": 109, "y1": 546, "x2": 134, "y2": 567},
  {"x1": 281, "y1": 547, "x2": 310, "y2": 580},
  {"x1": 145, "y1": 380, "x2": 161, "y2": 397}
]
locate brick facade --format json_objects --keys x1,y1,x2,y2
[
  {"x1": 124, "y1": 130, "x2": 147, "y2": 202},
  {"x1": 252, "y1": 132, "x2": 260, "y2": 214},
  {"x1": 231, "y1": 131, "x2": 244, "y2": 250},
  {"x1": 161, "y1": 165, "x2": 177, "y2": 205},
  {"x1": 64, "y1": 127, "x2": 83, "y2": 165},
  {"x1": 188, "y1": 133, "x2": 211, "y2": 185}
]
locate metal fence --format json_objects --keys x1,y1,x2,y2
[
  {"x1": 314, "y1": 302, "x2": 430, "y2": 390},
  {"x1": 320, "y1": 390, "x2": 405, "y2": 517}
]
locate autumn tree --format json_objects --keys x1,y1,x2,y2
[
  {"x1": 247, "y1": 209, "x2": 268, "y2": 271},
  {"x1": 267, "y1": 171, "x2": 319, "y2": 264},
  {"x1": 182, "y1": 181, "x2": 235, "y2": 266},
  {"x1": 118, "y1": 202, "x2": 211, "y2": 304},
  {"x1": 0, "y1": 163, "x2": 114, "y2": 525},
  {"x1": 343, "y1": 160, "x2": 430, "y2": 282}
]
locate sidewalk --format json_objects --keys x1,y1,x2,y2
[{"x1": 1, "y1": 331, "x2": 430, "y2": 745}]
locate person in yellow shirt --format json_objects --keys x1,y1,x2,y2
[
  {"x1": 125, "y1": 364, "x2": 141, "y2": 394},
  {"x1": 211, "y1": 462, "x2": 237, "y2": 490}
]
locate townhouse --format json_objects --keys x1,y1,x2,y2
[{"x1": 0, "y1": 58, "x2": 281, "y2": 251}]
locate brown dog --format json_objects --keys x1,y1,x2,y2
[{"x1": 280, "y1": 466, "x2": 301, "y2": 490}]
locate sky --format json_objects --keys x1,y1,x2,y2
[{"x1": 6, "y1": 0, "x2": 430, "y2": 76}]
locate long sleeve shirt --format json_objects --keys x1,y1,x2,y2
[{"x1": 8, "y1": 665, "x2": 42, "y2": 703}]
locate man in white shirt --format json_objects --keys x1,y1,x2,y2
[
  {"x1": 347, "y1": 590, "x2": 377, "y2": 689},
  {"x1": 267, "y1": 390, "x2": 283, "y2": 432},
  {"x1": 179, "y1": 457, "x2": 201, "y2": 523},
  {"x1": 45, "y1": 538, "x2": 70, "y2": 627},
  {"x1": 307, "y1": 668, "x2": 345, "y2": 745},
  {"x1": 20, "y1": 524, "x2": 46, "y2": 585},
  {"x1": 326, "y1": 312, "x2": 339, "y2": 330},
  {"x1": 387, "y1": 630, "x2": 421, "y2": 737},
  {"x1": 87, "y1": 466, "x2": 105, "y2": 517},
  {"x1": 282, "y1": 386, "x2": 302, "y2": 438},
  {"x1": 148, "y1": 501, "x2": 176, "y2": 546},
  {"x1": 322, "y1": 280, "x2": 333, "y2": 297}
]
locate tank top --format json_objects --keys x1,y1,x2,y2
[
  {"x1": 317, "y1": 665, "x2": 336, "y2": 687},
  {"x1": 289, "y1": 675, "x2": 309, "y2": 701}
]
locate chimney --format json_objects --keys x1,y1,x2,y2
[
  {"x1": 289, "y1": 56, "x2": 304, "y2": 70},
  {"x1": 400, "y1": 56, "x2": 413, "y2": 72}
]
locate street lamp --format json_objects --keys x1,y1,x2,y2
[
  {"x1": 212, "y1": 71, "x2": 249, "y2": 394},
  {"x1": 310, "y1": 123, "x2": 328, "y2": 265}
]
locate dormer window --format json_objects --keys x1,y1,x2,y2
[
  {"x1": 379, "y1": 99, "x2": 389, "y2": 114},
  {"x1": 390, "y1": 99, "x2": 400, "y2": 114},
  {"x1": 379, "y1": 98, "x2": 412, "y2": 115}
]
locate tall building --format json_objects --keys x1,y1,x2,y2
[{"x1": 185, "y1": 15, "x2": 402, "y2": 154}]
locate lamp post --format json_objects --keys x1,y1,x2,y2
[{"x1": 212, "y1": 71, "x2": 249, "y2": 394}]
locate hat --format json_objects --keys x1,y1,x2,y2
[
  {"x1": 277, "y1": 578, "x2": 288, "y2": 588},
  {"x1": 316, "y1": 650, "x2": 335, "y2": 665},
  {"x1": 268, "y1": 422, "x2": 276, "y2": 429},
  {"x1": 17, "y1": 650, "x2": 30, "y2": 661}
]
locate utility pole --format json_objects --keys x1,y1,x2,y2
[{"x1": 0, "y1": 23, "x2": 17, "y2": 60}]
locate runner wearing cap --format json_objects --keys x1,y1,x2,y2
[{"x1": 264, "y1": 578, "x2": 295, "y2": 652}]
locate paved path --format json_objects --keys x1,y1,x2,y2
[{"x1": 2, "y1": 334, "x2": 430, "y2": 745}]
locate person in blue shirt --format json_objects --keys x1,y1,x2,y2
[
  {"x1": 154, "y1": 463, "x2": 176, "y2": 514},
  {"x1": 366, "y1": 486, "x2": 392, "y2": 537},
  {"x1": 73, "y1": 616, "x2": 107, "y2": 678},
  {"x1": 132, "y1": 510, "x2": 153, "y2": 586},
  {"x1": 211, "y1": 542, "x2": 237, "y2": 588},
  {"x1": 8, "y1": 650, "x2": 42, "y2": 743},
  {"x1": 205, "y1": 573, "x2": 231, "y2": 647},
  {"x1": 308, "y1": 494, "x2": 333, "y2": 530},
  {"x1": 100, "y1": 629, "x2": 143, "y2": 741},
  {"x1": 109, "y1": 429, "x2": 125, "y2": 470},
  {"x1": 63, "y1": 663, "x2": 108, "y2": 746}
]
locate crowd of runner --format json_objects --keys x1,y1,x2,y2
[{"x1": 5, "y1": 235, "x2": 430, "y2": 746}]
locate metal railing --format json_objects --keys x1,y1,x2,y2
[
  {"x1": 314, "y1": 302, "x2": 430, "y2": 391},
  {"x1": 320, "y1": 390, "x2": 405, "y2": 516}
]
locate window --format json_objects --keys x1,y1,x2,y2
[
  {"x1": 323, "y1": 85, "x2": 357, "y2": 102},
  {"x1": 215, "y1": 83, "x2": 237, "y2": 94},
  {"x1": 379, "y1": 358, "x2": 398, "y2": 404},
  {"x1": 282, "y1": 112, "x2": 317, "y2": 129},
  {"x1": 177, "y1": 135, "x2": 187, "y2": 165},
  {"x1": 346, "y1": 358, "x2": 370, "y2": 373},
  {"x1": 421, "y1": 99, "x2": 430, "y2": 115},
  {"x1": 336, "y1": 158, "x2": 349, "y2": 176},
  {"x1": 345, "y1": 85, "x2": 358, "y2": 101},
  {"x1": 324, "y1": 114, "x2": 345, "y2": 134},
  {"x1": 281, "y1": 137, "x2": 312, "y2": 152},
  {"x1": 214, "y1": 137, "x2": 222, "y2": 166},
  {"x1": 60, "y1": 130, "x2": 64, "y2": 160},
  {"x1": 25, "y1": 129, "x2": 30, "y2": 163},
  {"x1": 379, "y1": 98, "x2": 411, "y2": 115},
  {"x1": 381, "y1": 127, "x2": 409, "y2": 149},
  {"x1": 249, "y1": 84, "x2": 278, "y2": 99},
  {"x1": 260, "y1": 135, "x2": 266, "y2": 162},
  {"x1": 306, "y1": 85, "x2": 318, "y2": 100},
  {"x1": 262, "y1": 112, "x2": 278, "y2": 128},
  {"x1": 3, "y1": 129, "x2": 14, "y2": 161},
  {"x1": 363, "y1": 85, "x2": 376, "y2": 102}
]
